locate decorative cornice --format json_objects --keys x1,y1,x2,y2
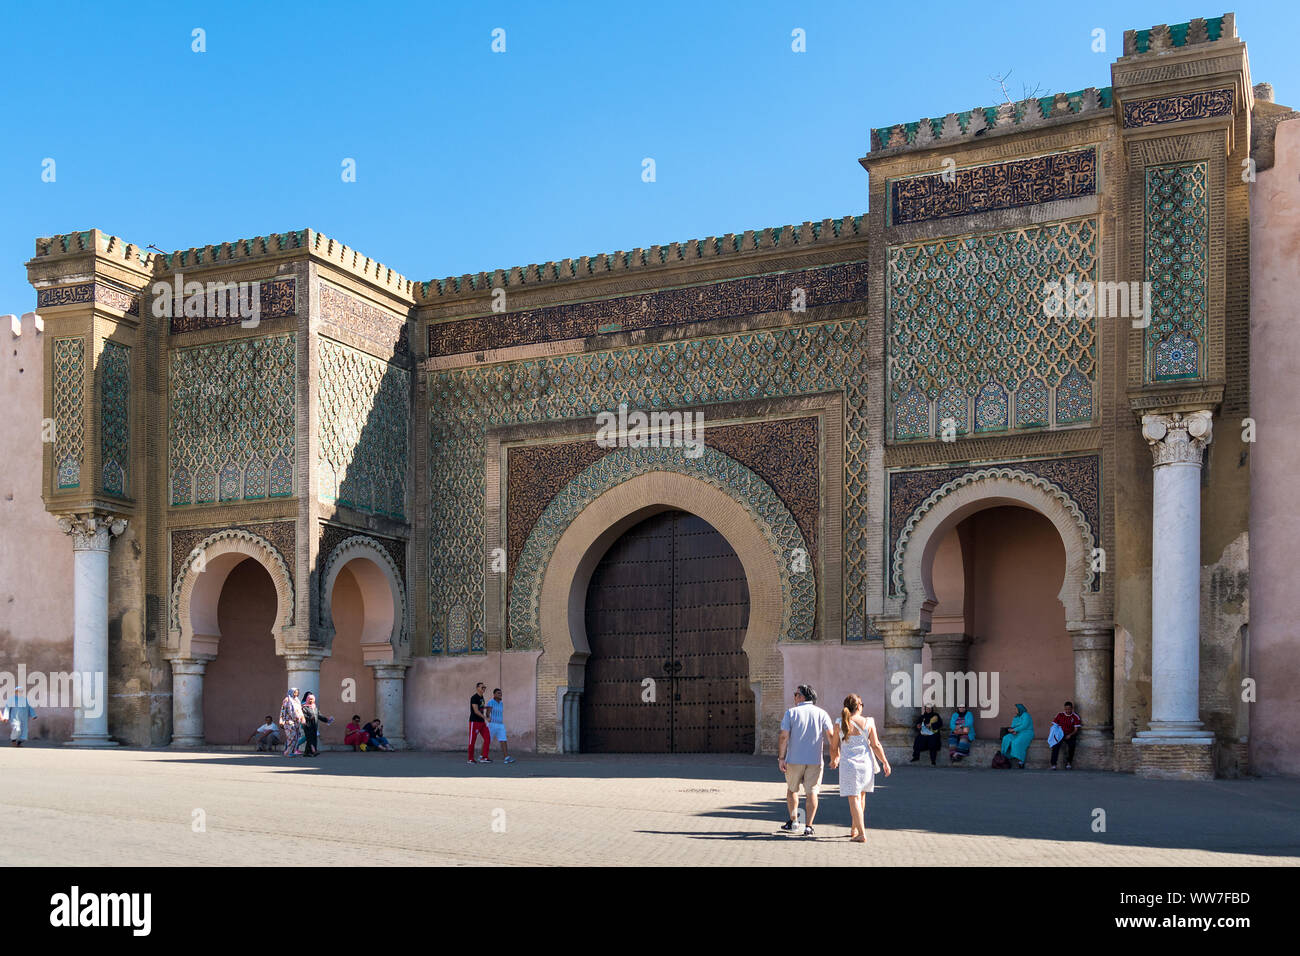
[
  {"x1": 426, "y1": 259, "x2": 868, "y2": 359},
  {"x1": 414, "y1": 216, "x2": 867, "y2": 301},
  {"x1": 56, "y1": 512, "x2": 127, "y2": 551},
  {"x1": 883, "y1": 427, "x2": 1101, "y2": 469},
  {"x1": 1142, "y1": 410, "x2": 1213, "y2": 467},
  {"x1": 1129, "y1": 384, "x2": 1224, "y2": 416}
]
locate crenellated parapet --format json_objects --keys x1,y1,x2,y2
[
  {"x1": 1123, "y1": 14, "x2": 1235, "y2": 56},
  {"x1": 869, "y1": 88, "x2": 1113, "y2": 154},
  {"x1": 34, "y1": 229, "x2": 154, "y2": 270},
  {"x1": 413, "y1": 215, "x2": 867, "y2": 301},
  {"x1": 157, "y1": 228, "x2": 415, "y2": 304}
]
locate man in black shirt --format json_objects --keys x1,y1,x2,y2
[{"x1": 468, "y1": 682, "x2": 492, "y2": 764}]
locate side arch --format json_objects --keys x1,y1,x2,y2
[
  {"x1": 319, "y1": 534, "x2": 408, "y2": 661},
  {"x1": 895, "y1": 467, "x2": 1101, "y2": 628},
  {"x1": 169, "y1": 528, "x2": 295, "y2": 659}
]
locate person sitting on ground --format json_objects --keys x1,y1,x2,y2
[
  {"x1": 948, "y1": 704, "x2": 975, "y2": 763},
  {"x1": 1000, "y1": 703, "x2": 1034, "y2": 768},
  {"x1": 1050, "y1": 701, "x2": 1083, "y2": 770},
  {"x1": 345, "y1": 715, "x2": 371, "y2": 751},
  {"x1": 247, "y1": 715, "x2": 280, "y2": 752},
  {"x1": 911, "y1": 703, "x2": 943, "y2": 765},
  {"x1": 363, "y1": 718, "x2": 393, "y2": 751}
]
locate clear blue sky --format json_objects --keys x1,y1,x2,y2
[{"x1": 2, "y1": 0, "x2": 1296, "y2": 313}]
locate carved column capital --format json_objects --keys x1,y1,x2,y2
[
  {"x1": 1142, "y1": 410, "x2": 1213, "y2": 467},
  {"x1": 1068, "y1": 621, "x2": 1115, "y2": 651},
  {"x1": 877, "y1": 620, "x2": 927, "y2": 650},
  {"x1": 56, "y1": 512, "x2": 128, "y2": 551}
]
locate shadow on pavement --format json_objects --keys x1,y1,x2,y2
[{"x1": 129, "y1": 750, "x2": 1300, "y2": 857}]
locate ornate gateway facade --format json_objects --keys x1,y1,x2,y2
[{"x1": 13, "y1": 13, "x2": 1300, "y2": 778}]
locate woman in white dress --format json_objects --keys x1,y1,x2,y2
[{"x1": 833, "y1": 693, "x2": 891, "y2": 843}]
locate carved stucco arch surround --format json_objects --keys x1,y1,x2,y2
[
  {"x1": 894, "y1": 467, "x2": 1107, "y2": 629},
  {"x1": 514, "y1": 446, "x2": 814, "y2": 754},
  {"x1": 168, "y1": 528, "x2": 296, "y2": 659},
  {"x1": 319, "y1": 535, "x2": 409, "y2": 663}
]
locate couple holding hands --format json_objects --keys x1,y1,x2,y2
[{"x1": 778, "y1": 685, "x2": 891, "y2": 841}]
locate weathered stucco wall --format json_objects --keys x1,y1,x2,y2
[
  {"x1": 780, "y1": 642, "x2": 885, "y2": 742},
  {"x1": 405, "y1": 652, "x2": 541, "y2": 752},
  {"x1": 0, "y1": 313, "x2": 76, "y2": 741},
  {"x1": 1249, "y1": 116, "x2": 1300, "y2": 776}
]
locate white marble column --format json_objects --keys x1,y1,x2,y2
[
  {"x1": 1136, "y1": 411, "x2": 1215, "y2": 744},
  {"x1": 170, "y1": 658, "x2": 209, "y2": 746},
  {"x1": 371, "y1": 663, "x2": 409, "y2": 749},
  {"x1": 56, "y1": 513, "x2": 127, "y2": 746}
]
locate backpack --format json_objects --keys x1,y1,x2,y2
[{"x1": 991, "y1": 751, "x2": 1011, "y2": 769}]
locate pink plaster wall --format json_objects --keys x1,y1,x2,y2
[
  {"x1": 204, "y1": 558, "x2": 284, "y2": 744},
  {"x1": 318, "y1": 565, "x2": 377, "y2": 744},
  {"x1": 0, "y1": 313, "x2": 76, "y2": 741},
  {"x1": 405, "y1": 651, "x2": 542, "y2": 751},
  {"x1": 1249, "y1": 116, "x2": 1300, "y2": 776},
  {"x1": 929, "y1": 526, "x2": 967, "y2": 632},
  {"x1": 780, "y1": 642, "x2": 884, "y2": 733},
  {"x1": 963, "y1": 507, "x2": 1073, "y2": 739}
]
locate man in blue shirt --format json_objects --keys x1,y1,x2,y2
[
  {"x1": 485, "y1": 687, "x2": 515, "y2": 764},
  {"x1": 777, "y1": 684, "x2": 840, "y2": 836}
]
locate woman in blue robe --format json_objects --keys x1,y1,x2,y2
[
  {"x1": 948, "y1": 705, "x2": 975, "y2": 762},
  {"x1": 1001, "y1": 703, "x2": 1034, "y2": 768}
]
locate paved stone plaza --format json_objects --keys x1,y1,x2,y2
[{"x1": 1, "y1": 748, "x2": 1296, "y2": 866}]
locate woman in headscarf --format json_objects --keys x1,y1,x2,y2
[
  {"x1": 1000, "y1": 703, "x2": 1034, "y2": 768},
  {"x1": 948, "y1": 704, "x2": 975, "y2": 762},
  {"x1": 279, "y1": 687, "x2": 304, "y2": 757},
  {"x1": 299, "y1": 691, "x2": 334, "y2": 758}
]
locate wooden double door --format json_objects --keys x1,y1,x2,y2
[{"x1": 581, "y1": 509, "x2": 755, "y2": 753}]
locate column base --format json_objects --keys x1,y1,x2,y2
[
  {"x1": 65, "y1": 734, "x2": 119, "y2": 748},
  {"x1": 170, "y1": 735, "x2": 206, "y2": 748},
  {"x1": 384, "y1": 737, "x2": 408, "y2": 751},
  {"x1": 1132, "y1": 735, "x2": 1216, "y2": 780}
]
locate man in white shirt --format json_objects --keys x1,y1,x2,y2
[
  {"x1": 247, "y1": 716, "x2": 280, "y2": 752},
  {"x1": 777, "y1": 684, "x2": 840, "y2": 836}
]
